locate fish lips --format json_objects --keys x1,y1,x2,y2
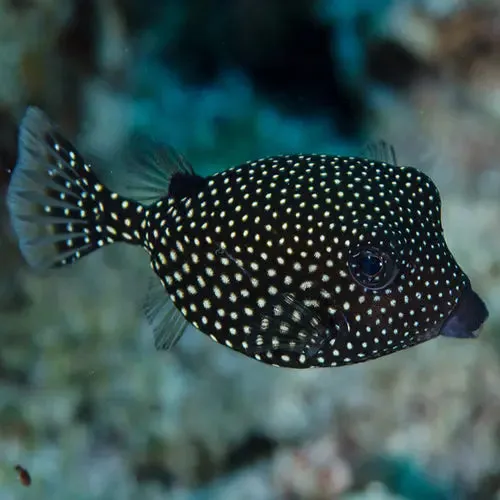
[{"x1": 440, "y1": 283, "x2": 489, "y2": 339}]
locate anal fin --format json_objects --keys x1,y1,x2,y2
[{"x1": 142, "y1": 276, "x2": 189, "y2": 350}]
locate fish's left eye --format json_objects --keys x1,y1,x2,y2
[{"x1": 348, "y1": 246, "x2": 397, "y2": 290}]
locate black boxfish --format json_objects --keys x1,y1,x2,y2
[{"x1": 6, "y1": 107, "x2": 489, "y2": 368}]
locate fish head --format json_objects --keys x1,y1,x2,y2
[{"x1": 325, "y1": 163, "x2": 488, "y2": 365}]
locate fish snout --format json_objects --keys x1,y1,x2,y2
[{"x1": 440, "y1": 283, "x2": 489, "y2": 339}]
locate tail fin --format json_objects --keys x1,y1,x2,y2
[{"x1": 7, "y1": 107, "x2": 145, "y2": 270}]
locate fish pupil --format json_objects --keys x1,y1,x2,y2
[
  {"x1": 349, "y1": 247, "x2": 397, "y2": 290},
  {"x1": 360, "y1": 253, "x2": 383, "y2": 277}
]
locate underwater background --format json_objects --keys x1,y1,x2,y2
[{"x1": 1, "y1": 0, "x2": 500, "y2": 498}]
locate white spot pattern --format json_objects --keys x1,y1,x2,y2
[{"x1": 141, "y1": 153, "x2": 470, "y2": 369}]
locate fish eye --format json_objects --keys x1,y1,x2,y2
[{"x1": 348, "y1": 246, "x2": 397, "y2": 290}]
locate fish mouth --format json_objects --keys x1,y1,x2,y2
[{"x1": 440, "y1": 283, "x2": 489, "y2": 339}]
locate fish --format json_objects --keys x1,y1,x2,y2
[
  {"x1": 6, "y1": 107, "x2": 489, "y2": 369},
  {"x1": 15, "y1": 464, "x2": 31, "y2": 486}
]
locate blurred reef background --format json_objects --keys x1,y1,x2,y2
[{"x1": 1, "y1": 0, "x2": 500, "y2": 498}]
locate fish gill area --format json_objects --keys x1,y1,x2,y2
[{"x1": 1, "y1": 0, "x2": 500, "y2": 499}]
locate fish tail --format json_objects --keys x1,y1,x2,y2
[{"x1": 7, "y1": 107, "x2": 146, "y2": 270}]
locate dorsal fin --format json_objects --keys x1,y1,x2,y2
[
  {"x1": 362, "y1": 140, "x2": 398, "y2": 165},
  {"x1": 100, "y1": 135, "x2": 204, "y2": 205}
]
